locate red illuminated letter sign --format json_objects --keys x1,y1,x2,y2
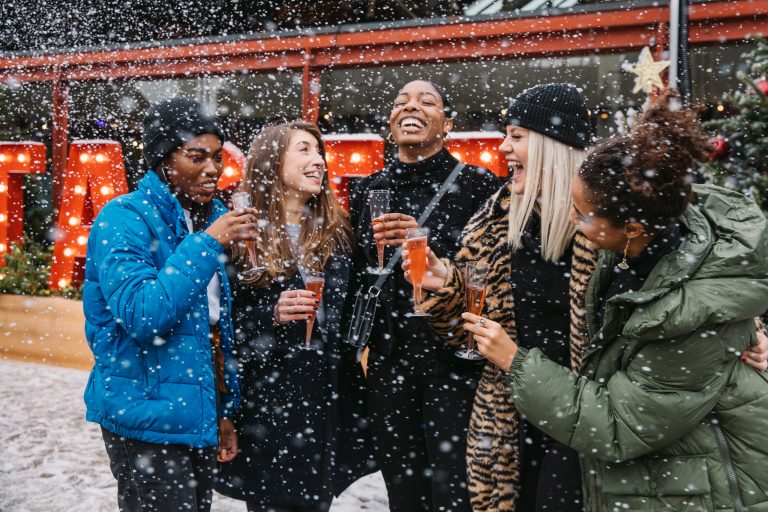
[
  {"x1": 0, "y1": 142, "x2": 46, "y2": 259},
  {"x1": 50, "y1": 141, "x2": 129, "y2": 290}
]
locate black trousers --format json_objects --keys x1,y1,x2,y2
[
  {"x1": 366, "y1": 349, "x2": 480, "y2": 512},
  {"x1": 516, "y1": 420, "x2": 583, "y2": 512},
  {"x1": 101, "y1": 427, "x2": 217, "y2": 512}
]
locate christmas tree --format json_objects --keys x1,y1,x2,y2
[{"x1": 703, "y1": 38, "x2": 768, "y2": 213}]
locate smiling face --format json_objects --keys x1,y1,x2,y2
[
  {"x1": 498, "y1": 124, "x2": 529, "y2": 196},
  {"x1": 570, "y1": 174, "x2": 628, "y2": 252},
  {"x1": 389, "y1": 80, "x2": 453, "y2": 159},
  {"x1": 163, "y1": 133, "x2": 223, "y2": 208},
  {"x1": 279, "y1": 129, "x2": 326, "y2": 203}
]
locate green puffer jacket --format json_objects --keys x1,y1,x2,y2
[{"x1": 508, "y1": 185, "x2": 768, "y2": 512}]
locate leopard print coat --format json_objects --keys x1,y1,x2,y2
[{"x1": 421, "y1": 182, "x2": 598, "y2": 511}]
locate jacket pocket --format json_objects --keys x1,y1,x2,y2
[{"x1": 601, "y1": 456, "x2": 712, "y2": 511}]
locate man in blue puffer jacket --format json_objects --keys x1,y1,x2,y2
[{"x1": 83, "y1": 97, "x2": 258, "y2": 512}]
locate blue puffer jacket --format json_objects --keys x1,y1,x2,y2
[{"x1": 83, "y1": 171, "x2": 240, "y2": 448}]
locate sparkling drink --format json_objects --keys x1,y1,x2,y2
[
  {"x1": 303, "y1": 271, "x2": 325, "y2": 349},
  {"x1": 231, "y1": 191, "x2": 267, "y2": 279},
  {"x1": 369, "y1": 190, "x2": 391, "y2": 275},
  {"x1": 372, "y1": 218, "x2": 385, "y2": 271},
  {"x1": 405, "y1": 227, "x2": 430, "y2": 317},
  {"x1": 406, "y1": 236, "x2": 428, "y2": 290},
  {"x1": 466, "y1": 284, "x2": 487, "y2": 316},
  {"x1": 457, "y1": 262, "x2": 490, "y2": 360}
]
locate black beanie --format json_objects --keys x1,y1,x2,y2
[
  {"x1": 503, "y1": 83, "x2": 593, "y2": 149},
  {"x1": 142, "y1": 97, "x2": 227, "y2": 172}
]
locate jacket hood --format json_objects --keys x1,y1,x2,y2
[{"x1": 605, "y1": 184, "x2": 768, "y2": 340}]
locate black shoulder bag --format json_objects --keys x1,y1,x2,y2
[{"x1": 346, "y1": 162, "x2": 466, "y2": 348}]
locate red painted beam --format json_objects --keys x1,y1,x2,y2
[
  {"x1": 1, "y1": 0, "x2": 766, "y2": 84},
  {"x1": 51, "y1": 74, "x2": 69, "y2": 214}
]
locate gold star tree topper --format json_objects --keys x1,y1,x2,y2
[{"x1": 623, "y1": 46, "x2": 670, "y2": 94}]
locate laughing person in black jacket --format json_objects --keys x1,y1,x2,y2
[{"x1": 344, "y1": 79, "x2": 501, "y2": 512}]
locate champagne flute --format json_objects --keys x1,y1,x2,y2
[
  {"x1": 231, "y1": 191, "x2": 267, "y2": 279},
  {"x1": 368, "y1": 189, "x2": 392, "y2": 275},
  {"x1": 405, "y1": 227, "x2": 430, "y2": 317},
  {"x1": 302, "y1": 270, "x2": 325, "y2": 350},
  {"x1": 456, "y1": 261, "x2": 489, "y2": 360}
]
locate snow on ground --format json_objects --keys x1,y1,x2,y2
[{"x1": 0, "y1": 359, "x2": 388, "y2": 512}]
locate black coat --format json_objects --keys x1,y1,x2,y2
[
  {"x1": 215, "y1": 253, "x2": 376, "y2": 506},
  {"x1": 343, "y1": 148, "x2": 501, "y2": 360}
]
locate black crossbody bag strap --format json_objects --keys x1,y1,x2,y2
[
  {"x1": 346, "y1": 162, "x2": 466, "y2": 348},
  {"x1": 368, "y1": 161, "x2": 466, "y2": 294}
]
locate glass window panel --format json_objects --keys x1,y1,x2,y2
[
  {"x1": 319, "y1": 52, "x2": 641, "y2": 140},
  {"x1": 68, "y1": 72, "x2": 302, "y2": 188}
]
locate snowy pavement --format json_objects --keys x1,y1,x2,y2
[{"x1": 0, "y1": 359, "x2": 388, "y2": 512}]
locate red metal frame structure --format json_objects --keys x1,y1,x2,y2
[{"x1": 1, "y1": 0, "x2": 766, "y2": 209}]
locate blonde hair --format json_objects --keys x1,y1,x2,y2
[
  {"x1": 234, "y1": 122, "x2": 352, "y2": 287},
  {"x1": 507, "y1": 131, "x2": 586, "y2": 262}
]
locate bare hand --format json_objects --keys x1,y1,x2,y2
[
  {"x1": 402, "y1": 245, "x2": 448, "y2": 292},
  {"x1": 373, "y1": 213, "x2": 419, "y2": 247},
  {"x1": 274, "y1": 289, "x2": 320, "y2": 324},
  {"x1": 217, "y1": 418, "x2": 238, "y2": 462},
  {"x1": 462, "y1": 312, "x2": 517, "y2": 372},
  {"x1": 741, "y1": 329, "x2": 768, "y2": 372},
  {"x1": 205, "y1": 208, "x2": 258, "y2": 246}
]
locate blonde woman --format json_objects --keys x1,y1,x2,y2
[
  {"x1": 215, "y1": 122, "x2": 376, "y2": 512},
  {"x1": 404, "y1": 84, "x2": 768, "y2": 511}
]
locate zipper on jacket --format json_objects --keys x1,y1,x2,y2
[
  {"x1": 588, "y1": 459, "x2": 602, "y2": 512},
  {"x1": 712, "y1": 420, "x2": 746, "y2": 512}
]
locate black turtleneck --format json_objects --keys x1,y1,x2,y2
[
  {"x1": 509, "y1": 212, "x2": 573, "y2": 367},
  {"x1": 344, "y1": 147, "x2": 501, "y2": 358}
]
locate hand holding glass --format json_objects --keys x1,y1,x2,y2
[
  {"x1": 405, "y1": 227, "x2": 430, "y2": 317},
  {"x1": 231, "y1": 191, "x2": 267, "y2": 279},
  {"x1": 456, "y1": 262, "x2": 489, "y2": 360},
  {"x1": 368, "y1": 190, "x2": 392, "y2": 275},
  {"x1": 302, "y1": 271, "x2": 325, "y2": 349}
]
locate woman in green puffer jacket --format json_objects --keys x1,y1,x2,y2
[{"x1": 463, "y1": 95, "x2": 768, "y2": 511}]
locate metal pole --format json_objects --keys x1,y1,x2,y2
[
  {"x1": 669, "y1": 0, "x2": 680, "y2": 90},
  {"x1": 678, "y1": 0, "x2": 692, "y2": 99}
]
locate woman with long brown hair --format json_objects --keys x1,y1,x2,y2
[{"x1": 215, "y1": 121, "x2": 376, "y2": 512}]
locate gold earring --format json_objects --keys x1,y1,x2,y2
[
  {"x1": 387, "y1": 132, "x2": 395, "y2": 144},
  {"x1": 618, "y1": 238, "x2": 630, "y2": 270}
]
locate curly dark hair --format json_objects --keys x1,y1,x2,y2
[{"x1": 578, "y1": 92, "x2": 711, "y2": 232}]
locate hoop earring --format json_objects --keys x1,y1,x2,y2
[
  {"x1": 387, "y1": 132, "x2": 396, "y2": 145},
  {"x1": 618, "y1": 238, "x2": 631, "y2": 270}
]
